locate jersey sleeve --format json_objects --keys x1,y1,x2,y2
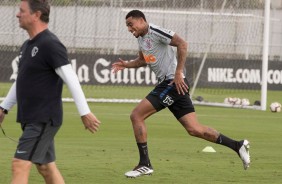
[
  {"x1": 55, "y1": 64, "x2": 91, "y2": 116},
  {"x1": 45, "y1": 39, "x2": 70, "y2": 69},
  {"x1": 149, "y1": 24, "x2": 175, "y2": 45},
  {"x1": 0, "y1": 82, "x2": 17, "y2": 110}
]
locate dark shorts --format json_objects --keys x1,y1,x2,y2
[
  {"x1": 146, "y1": 78, "x2": 195, "y2": 119},
  {"x1": 15, "y1": 121, "x2": 61, "y2": 164}
]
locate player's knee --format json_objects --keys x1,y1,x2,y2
[
  {"x1": 11, "y1": 158, "x2": 32, "y2": 175},
  {"x1": 36, "y1": 164, "x2": 49, "y2": 177},
  {"x1": 130, "y1": 110, "x2": 140, "y2": 123}
]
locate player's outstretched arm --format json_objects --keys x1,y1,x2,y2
[
  {"x1": 112, "y1": 51, "x2": 147, "y2": 73},
  {"x1": 111, "y1": 58, "x2": 127, "y2": 73}
]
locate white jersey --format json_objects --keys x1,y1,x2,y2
[{"x1": 137, "y1": 23, "x2": 184, "y2": 81}]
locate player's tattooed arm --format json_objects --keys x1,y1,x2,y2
[
  {"x1": 169, "y1": 33, "x2": 189, "y2": 95},
  {"x1": 112, "y1": 51, "x2": 146, "y2": 73},
  {"x1": 170, "y1": 33, "x2": 188, "y2": 73},
  {"x1": 126, "y1": 51, "x2": 147, "y2": 68}
]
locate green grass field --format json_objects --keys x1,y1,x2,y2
[{"x1": 1, "y1": 102, "x2": 282, "y2": 184}]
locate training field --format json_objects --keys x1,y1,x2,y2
[{"x1": 0, "y1": 101, "x2": 282, "y2": 184}]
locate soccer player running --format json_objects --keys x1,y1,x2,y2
[
  {"x1": 0, "y1": 1, "x2": 101, "y2": 184},
  {"x1": 112, "y1": 10, "x2": 250, "y2": 178}
]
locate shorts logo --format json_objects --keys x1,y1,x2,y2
[
  {"x1": 16, "y1": 150, "x2": 27, "y2": 154},
  {"x1": 163, "y1": 95, "x2": 174, "y2": 106},
  {"x1": 31, "y1": 46, "x2": 39, "y2": 57}
]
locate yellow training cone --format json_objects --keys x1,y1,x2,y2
[{"x1": 202, "y1": 146, "x2": 216, "y2": 153}]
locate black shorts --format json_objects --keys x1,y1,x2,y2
[
  {"x1": 146, "y1": 78, "x2": 195, "y2": 119},
  {"x1": 15, "y1": 121, "x2": 61, "y2": 164}
]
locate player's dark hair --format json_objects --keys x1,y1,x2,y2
[
  {"x1": 22, "y1": 0, "x2": 50, "y2": 23},
  {"x1": 126, "y1": 10, "x2": 147, "y2": 22}
]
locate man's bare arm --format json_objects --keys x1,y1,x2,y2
[
  {"x1": 112, "y1": 51, "x2": 147, "y2": 73},
  {"x1": 170, "y1": 33, "x2": 189, "y2": 94}
]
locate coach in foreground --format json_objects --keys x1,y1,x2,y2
[
  {"x1": 0, "y1": 0, "x2": 101, "y2": 183},
  {"x1": 112, "y1": 9, "x2": 250, "y2": 178}
]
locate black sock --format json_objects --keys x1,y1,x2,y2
[
  {"x1": 216, "y1": 134, "x2": 242, "y2": 154},
  {"x1": 137, "y1": 142, "x2": 151, "y2": 167}
]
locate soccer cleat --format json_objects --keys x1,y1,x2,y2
[
  {"x1": 125, "y1": 165, "x2": 154, "y2": 178},
  {"x1": 239, "y1": 140, "x2": 250, "y2": 170}
]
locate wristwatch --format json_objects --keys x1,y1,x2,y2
[{"x1": 0, "y1": 106, "x2": 8, "y2": 114}]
